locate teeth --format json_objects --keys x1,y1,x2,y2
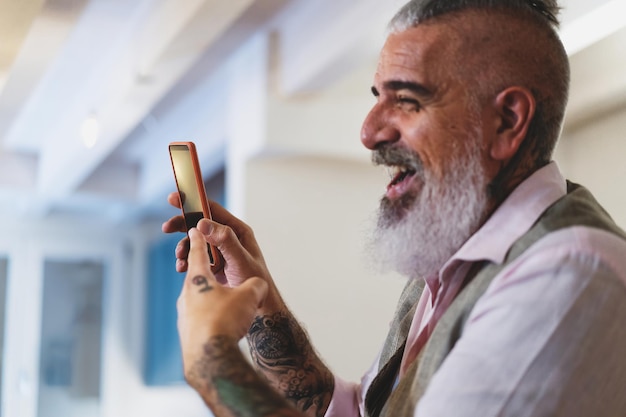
[{"x1": 386, "y1": 165, "x2": 408, "y2": 179}]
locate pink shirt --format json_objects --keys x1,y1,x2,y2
[{"x1": 327, "y1": 162, "x2": 626, "y2": 416}]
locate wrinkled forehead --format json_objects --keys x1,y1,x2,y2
[{"x1": 375, "y1": 22, "x2": 463, "y2": 81}]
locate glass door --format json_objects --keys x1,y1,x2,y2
[{"x1": 37, "y1": 260, "x2": 103, "y2": 417}]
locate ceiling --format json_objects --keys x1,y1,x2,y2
[{"x1": 0, "y1": 0, "x2": 625, "y2": 225}]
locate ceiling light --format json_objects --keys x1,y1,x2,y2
[{"x1": 80, "y1": 115, "x2": 100, "y2": 149}]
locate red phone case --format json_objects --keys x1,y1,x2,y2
[{"x1": 169, "y1": 141, "x2": 219, "y2": 266}]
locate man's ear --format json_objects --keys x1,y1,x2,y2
[{"x1": 490, "y1": 86, "x2": 536, "y2": 162}]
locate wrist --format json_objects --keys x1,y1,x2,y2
[{"x1": 258, "y1": 283, "x2": 287, "y2": 313}]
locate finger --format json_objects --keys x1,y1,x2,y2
[
  {"x1": 175, "y1": 237, "x2": 216, "y2": 274},
  {"x1": 197, "y1": 219, "x2": 255, "y2": 266},
  {"x1": 168, "y1": 192, "x2": 182, "y2": 209},
  {"x1": 162, "y1": 215, "x2": 186, "y2": 233},
  {"x1": 186, "y1": 228, "x2": 214, "y2": 279},
  {"x1": 176, "y1": 258, "x2": 188, "y2": 273},
  {"x1": 175, "y1": 237, "x2": 190, "y2": 259},
  {"x1": 198, "y1": 214, "x2": 263, "y2": 260},
  {"x1": 238, "y1": 277, "x2": 268, "y2": 309},
  {"x1": 184, "y1": 229, "x2": 219, "y2": 296}
]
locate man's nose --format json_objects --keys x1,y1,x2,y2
[{"x1": 360, "y1": 105, "x2": 400, "y2": 150}]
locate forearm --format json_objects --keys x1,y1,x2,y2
[
  {"x1": 247, "y1": 310, "x2": 335, "y2": 417},
  {"x1": 187, "y1": 334, "x2": 301, "y2": 417}
]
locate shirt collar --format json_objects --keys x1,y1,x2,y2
[{"x1": 441, "y1": 161, "x2": 567, "y2": 275}]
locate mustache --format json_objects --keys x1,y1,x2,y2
[{"x1": 371, "y1": 145, "x2": 424, "y2": 174}]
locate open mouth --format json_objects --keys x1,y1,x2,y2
[
  {"x1": 372, "y1": 146, "x2": 422, "y2": 201},
  {"x1": 386, "y1": 165, "x2": 418, "y2": 199},
  {"x1": 388, "y1": 165, "x2": 416, "y2": 186}
]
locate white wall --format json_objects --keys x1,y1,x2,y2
[
  {"x1": 556, "y1": 105, "x2": 626, "y2": 228},
  {"x1": 245, "y1": 155, "x2": 406, "y2": 381},
  {"x1": 554, "y1": 24, "x2": 626, "y2": 228}
]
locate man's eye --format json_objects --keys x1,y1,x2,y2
[{"x1": 397, "y1": 95, "x2": 420, "y2": 110}]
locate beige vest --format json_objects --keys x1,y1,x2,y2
[{"x1": 365, "y1": 182, "x2": 626, "y2": 417}]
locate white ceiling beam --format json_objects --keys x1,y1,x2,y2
[
  {"x1": 0, "y1": 0, "x2": 88, "y2": 144},
  {"x1": 135, "y1": 70, "x2": 230, "y2": 206},
  {"x1": 4, "y1": 0, "x2": 154, "y2": 152},
  {"x1": 275, "y1": 0, "x2": 406, "y2": 95},
  {"x1": 560, "y1": 0, "x2": 626, "y2": 55},
  {"x1": 126, "y1": 1, "x2": 290, "y2": 213},
  {"x1": 136, "y1": 29, "x2": 273, "y2": 221},
  {"x1": 4, "y1": 0, "x2": 258, "y2": 215},
  {"x1": 0, "y1": 151, "x2": 37, "y2": 189},
  {"x1": 77, "y1": 161, "x2": 138, "y2": 200}
]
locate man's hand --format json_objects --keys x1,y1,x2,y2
[
  {"x1": 162, "y1": 192, "x2": 275, "y2": 291},
  {"x1": 177, "y1": 227, "x2": 268, "y2": 365},
  {"x1": 177, "y1": 228, "x2": 303, "y2": 416},
  {"x1": 168, "y1": 193, "x2": 334, "y2": 416}
]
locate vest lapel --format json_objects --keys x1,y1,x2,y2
[{"x1": 364, "y1": 277, "x2": 424, "y2": 417}]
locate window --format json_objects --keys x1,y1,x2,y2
[{"x1": 37, "y1": 260, "x2": 104, "y2": 417}]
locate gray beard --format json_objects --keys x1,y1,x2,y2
[{"x1": 366, "y1": 144, "x2": 489, "y2": 280}]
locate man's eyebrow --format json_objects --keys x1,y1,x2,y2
[{"x1": 371, "y1": 80, "x2": 433, "y2": 98}]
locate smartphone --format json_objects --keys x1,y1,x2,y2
[{"x1": 169, "y1": 141, "x2": 218, "y2": 266}]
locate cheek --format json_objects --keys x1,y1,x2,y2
[
  {"x1": 397, "y1": 112, "x2": 478, "y2": 179},
  {"x1": 399, "y1": 119, "x2": 432, "y2": 161},
  {"x1": 402, "y1": 122, "x2": 455, "y2": 178},
  {"x1": 432, "y1": 116, "x2": 483, "y2": 171}
]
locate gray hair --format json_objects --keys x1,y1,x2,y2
[
  {"x1": 388, "y1": 0, "x2": 570, "y2": 181},
  {"x1": 390, "y1": 0, "x2": 561, "y2": 32}
]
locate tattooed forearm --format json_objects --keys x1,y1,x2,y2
[
  {"x1": 247, "y1": 312, "x2": 334, "y2": 417},
  {"x1": 188, "y1": 335, "x2": 299, "y2": 417}
]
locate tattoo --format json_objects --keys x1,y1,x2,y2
[
  {"x1": 188, "y1": 335, "x2": 297, "y2": 416},
  {"x1": 192, "y1": 275, "x2": 213, "y2": 293},
  {"x1": 248, "y1": 312, "x2": 334, "y2": 417}
]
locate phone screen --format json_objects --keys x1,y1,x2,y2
[
  {"x1": 169, "y1": 142, "x2": 216, "y2": 265},
  {"x1": 170, "y1": 144, "x2": 205, "y2": 230}
]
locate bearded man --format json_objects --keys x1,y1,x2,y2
[{"x1": 163, "y1": 0, "x2": 626, "y2": 416}]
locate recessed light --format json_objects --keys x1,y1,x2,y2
[{"x1": 81, "y1": 115, "x2": 100, "y2": 148}]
